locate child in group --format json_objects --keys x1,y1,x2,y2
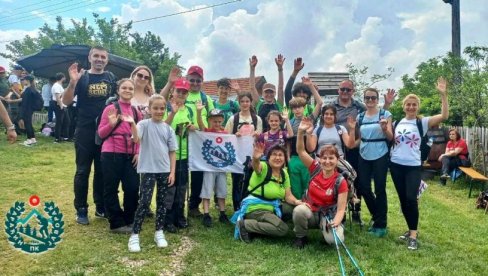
[
  {"x1": 128, "y1": 94, "x2": 177, "y2": 253},
  {"x1": 196, "y1": 103, "x2": 230, "y2": 227},
  {"x1": 256, "y1": 110, "x2": 293, "y2": 158}
]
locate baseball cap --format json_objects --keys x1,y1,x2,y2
[
  {"x1": 187, "y1": 65, "x2": 204, "y2": 79},
  {"x1": 0, "y1": 66, "x2": 5, "y2": 73},
  {"x1": 262, "y1": 83, "x2": 276, "y2": 93},
  {"x1": 174, "y1": 78, "x2": 190, "y2": 91},
  {"x1": 207, "y1": 109, "x2": 224, "y2": 118},
  {"x1": 13, "y1": 65, "x2": 23, "y2": 71}
]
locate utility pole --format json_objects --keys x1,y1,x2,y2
[{"x1": 443, "y1": 0, "x2": 461, "y2": 57}]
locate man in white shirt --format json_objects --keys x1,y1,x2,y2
[
  {"x1": 51, "y1": 72, "x2": 69, "y2": 143},
  {"x1": 42, "y1": 76, "x2": 56, "y2": 123}
]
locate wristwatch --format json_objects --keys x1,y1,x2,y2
[{"x1": 7, "y1": 124, "x2": 15, "y2": 131}]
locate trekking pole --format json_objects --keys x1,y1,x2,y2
[
  {"x1": 324, "y1": 216, "x2": 346, "y2": 276},
  {"x1": 327, "y1": 217, "x2": 365, "y2": 276}
]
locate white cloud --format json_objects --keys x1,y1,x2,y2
[
  {"x1": 97, "y1": 6, "x2": 111, "y2": 13},
  {"x1": 0, "y1": 29, "x2": 38, "y2": 69}
]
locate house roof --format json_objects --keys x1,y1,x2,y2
[
  {"x1": 308, "y1": 72, "x2": 350, "y2": 96},
  {"x1": 202, "y1": 76, "x2": 266, "y2": 100}
]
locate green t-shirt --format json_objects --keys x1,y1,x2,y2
[
  {"x1": 0, "y1": 78, "x2": 9, "y2": 97},
  {"x1": 247, "y1": 161, "x2": 290, "y2": 214},
  {"x1": 214, "y1": 99, "x2": 240, "y2": 126},
  {"x1": 168, "y1": 105, "x2": 193, "y2": 160},
  {"x1": 289, "y1": 103, "x2": 314, "y2": 119},
  {"x1": 185, "y1": 91, "x2": 215, "y2": 128}
]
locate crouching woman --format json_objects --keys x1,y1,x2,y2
[
  {"x1": 292, "y1": 117, "x2": 348, "y2": 248},
  {"x1": 232, "y1": 143, "x2": 301, "y2": 243}
]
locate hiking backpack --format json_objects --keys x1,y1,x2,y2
[
  {"x1": 31, "y1": 89, "x2": 44, "y2": 111},
  {"x1": 186, "y1": 91, "x2": 210, "y2": 113},
  {"x1": 476, "y1": 189, "x2": 488, "y2": 210},
  {"x1": 357, "y1": 109, "x2": 389, "y2": 146},
  {"x1": 242, "y1": 161, "x2": 287, "y2": 200},
  {"x1": 94, "y1": 100, "x2": 140, "y2": 146}
]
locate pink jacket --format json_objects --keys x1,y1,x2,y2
[{"x1": 98, "y1": 100, "x2": 142, "y2": 154}]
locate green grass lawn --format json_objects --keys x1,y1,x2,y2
[{"x1": 1, "y1": 133, "x2": 488, "y2": 275}]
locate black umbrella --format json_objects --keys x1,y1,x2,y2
[{"x1": 17, "y1": 44, "x2": 140, "y2": 79}]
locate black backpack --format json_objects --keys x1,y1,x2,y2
[
  {"x1": 243, "y1": 162, "x2": 287, "y2": 200},
  {"x1": 94, "y1": 100, "x2": 140, "y2": 146},
  {"x1": 31, "y1": 90, "x2": 44, "y2": 111}
]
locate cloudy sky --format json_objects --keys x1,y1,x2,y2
[{"x1": 1, "y1": 0, "x2": 487, "y2": 90}]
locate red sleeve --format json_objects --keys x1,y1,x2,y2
[
  {"x1": 308, "y1": 160, "x2": 319, "y2": 174},
  {"x1": 459, "y1": 139, "x2": 468, "y2": 155},
  {"x1": 337, "y1": 178, "x2": 348, "y2": 194}
]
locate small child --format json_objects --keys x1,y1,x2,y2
[
  {"x1": 128, "y1": 94, "x2": 177, "y2": 253},
  {"x1": 196, "y1": 104, "x2": 229, "y2": 227},
  {"x1": 256, "y1": 110, "x2": 293, "y2": 158}
]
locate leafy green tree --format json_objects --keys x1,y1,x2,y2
[
  {"x1": 346, "y1": 63, "x2": 394, "y2": 98},
  {"x1": 0, "y1": 14, "x2": 181, "y2": 87}
]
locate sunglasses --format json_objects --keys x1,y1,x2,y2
[
  {"x1": 136, "y1": 73, "x2": 150, "y2": 80},
  {"x1": 364, "y1": 96, "x2": 378, "y2": 101},
  {"x1": 175, "y1": 89, "x2": 188, "y2": 94},
  {"x1": 339, "y1": 87, "x2": 352, "y2": 93},
  {"x1": 189, "y1": 79, "x2": 202, "y2": 84}
]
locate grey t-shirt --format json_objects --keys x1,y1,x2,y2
[
  {"x1": 313, "y1": 125, "x2": 347, "y2": 157},
  {"x1": 137, "y1": 119, "x2": 178, "y2": 173}
]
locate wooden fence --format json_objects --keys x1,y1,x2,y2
[
  {"x1": 32, "y1": 112, "x2": 48, "y2": 125},
  {"x1": 448, "y1": 125, "x2": 488, "y2": 175}
]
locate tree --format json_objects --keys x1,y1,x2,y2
[
  {"x1": 0, "y1": 14, "x2": 181, "y2": 87},
  {"x1": 389, "y1": 46, "x2": 488, "y2": 126},
  {"x1": 346, "y1": 63, "x2": 394, "y2": 98}
]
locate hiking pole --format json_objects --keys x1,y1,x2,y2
[
  {"x1": 324, "y1": 216, "x2": 346, "y2": 276},
  {"x1": 327, "y1": 217, "x2": 365, "y2": 276}
]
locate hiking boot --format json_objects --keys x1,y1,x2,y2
[
  {"x1": 399, "y1": 231, "x2": 410, "y2": 241},
  {"x1": 164, "y1": 223, "x2": 178, "y2": 233},
  {"x1": 128, "y1": 234, "x2": 141, "y2": 253},
  {"x1": 154, "y1": 230, "x2": 168, "y2": 248},
  {"x1": 111, "y1": 226, "x2": 132, "y2": 234},
  {"x1": 95, "y1": 207, "x2": 107, "y2": 219},
  {"x1": 440, "y1": 173, "x2": 450, "y2": 180},
  {"x1": 351, "y1": 211, "x2": 364, "y2": 226},
  {"x1": 407, "y1": 237, "x2": 418, "y2": 250},
  {"x1": 76, "y1": 208, "x2": 89, "y2": 225},
  {"x1": 202, "y1": 214, "x2": 212, "y2": 227},
  {"x1": 219, "y1": 213, "x2": 230, "y2": 224},
  {"x1": 370, "y1": 227, "x2": 388, "y2": 238},
  {"x1": 238, "y1": 220, "x2": 251, "y2": 243},
  {"x1": 292, "y1": 237, "x2": 308, "y2": 249},
  {"x1": 189, "y1": 208, "x2": 203, "y2": 218}
]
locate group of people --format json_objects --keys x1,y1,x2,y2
[{"x1": 0, "y1": 45, "x2": 453, "y2": 253}]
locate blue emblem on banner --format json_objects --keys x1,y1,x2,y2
[{"x1": 202, "y1": 137, "x2": 236, "y2": 168}]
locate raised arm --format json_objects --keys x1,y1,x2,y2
[
  {"x1": 160, "y1": 67, "x2": 181, "y2": 100},
  {"x1": 302, "y1": 76, "x2": 324, "y2": 118},
  {"x1": 343, "y1": 116, "x2": 357, "y2": 149},
  {"x1": 63, "y1": 63, "x2": 84, "y2": 106},
  {"x1": 297, "y1": 117, "x2": 315, "y2": 167},
  {"x1": 249, "y1": 55, "x2": 259, "y2": 107},
  {"x1": 428, "y1": 77, "x2": 449, "y2": 128},
  {"x1": 0, "y1": 102, "x2": 16, "y2": 143},
  {"x1": 251, "y1": 142, "x2": 265, "y2": 174},
  {"x1": 195, "y1": 101, "x2": 206, "y2": 130},
  {"x1": 382, "y1": 89, "x2": 397, "y2": 110},
  {"x1": 282, "y1": 108, "x2": 293, "y2": 137},
  {"x1": 285, "y1": 57, "x2": 305, "y2": 106},
  {"x1": 121, "y1": 114, "x2": 139, "y2": 144},
  {"x1": 275, "y1": 54, "x2": 285, "y2": 105}
]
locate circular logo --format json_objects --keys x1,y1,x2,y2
[{"x1": 4, "y1": 196, "x2": 64, "y2": 254}]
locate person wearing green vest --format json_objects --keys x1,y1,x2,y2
[
  {"x1": 162, "y1": 77, "x2": 196, "y2": 232},
  {"x1": 250, "y1": 55, "x2": 284, "y2": 131}
]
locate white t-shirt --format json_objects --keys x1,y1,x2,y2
[
  {"x1": 390, "y1": 117, "x2": 430, "y2": 166},
  {"x1": 8, "y1": 75, "x2": 19, "y2": 85},
  {"x1": 313, "y1": 124, "x2": 348, "y2": 157},
  {"x1": 225, "y1": 113, "x2": 263, "y2": 135},
  {"x1": 51, "y1": 82, "x2": 66, "y2": 107}
]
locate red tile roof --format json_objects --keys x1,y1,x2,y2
[{"x1": 202, "y1": 76, "x2": 266, "y2": 98}]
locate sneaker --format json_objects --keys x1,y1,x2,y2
[
  {"x1": 23, "y1": 140, "x2": 36, "y2": 147},
  {"x1": 219, "y1": 213, "x2": 230, "y2": 224},
  {"x1": 164, "y1": 223, "x2": 178, "y2": 233},
  {"x1": 292, "y1": 237, "x2": 308, "y2": 249},
  {"x1": 128, "y1": 234, "x2": 141, "y2": 253},
  {"x1": 237, "y1": 220, "x2": 251, "y2": 243},
  {"x1": 189, "y1": 208, "x2": 203, "y2": 218},
  {"x1": 399, "y1": 231, "x2": 410, "y2": 241},
  {"x1": 202, "y1": 214, "x2": 212, "y2": 227},
  {"x1": 440, "y1": 173, "x2": 450, "y2": 180},
  {"x1": 111, "y1": 226, "x2": 132, "y2": 234},
  {"x1": 76, "y1": 208, "x2": 89, "y2": 225},
  {"x1": 351, "y1": 211, "x2": 364, "y2": 226},
  {"x1": 372, "y1": 227, "x2": 388, "y2": 237},
  {"x1": 407, "y1": 237, "x2": 418, "y2": 250},
  {"x1": 53, "y1": 139, "x2": 61, "y2": 143},
  {"x1": 154, "y1": 230, "x2": 168, "y2": 248},
  {"x1": 95, "y1": 207, "x2": 107, "y2": 219}
]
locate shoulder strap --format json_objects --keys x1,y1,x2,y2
[
  {"x1": 131, "y1": 105, "x2": 139, "y2": 123},
  {"x1": 256, "y1": 100, "x2": 263, "y2": 114},
  {"x1": 309, "y1": 162, "x2": 322, "y2": 180},
  {"x1": 232, "y1": 113, "x2": 240, "y2": 134},
  {"x1": 186, "y1": 105, "x2": 194, "y2": 121},
  {"x1": 251, "y1": 112, "x2": 258, "y2": 128},
  {"x1": 200, "y1": 91, "x2": 209, "y2": 111},
  {"x1": 335, "y1": 124, "x2": 345, "y2": 153},
  {"x1": 99, "y1": 103, "x2": 123, "y2": 140},
  {"x1": 358, "y1": 111, "x2": 365, "y2": 127},
  {"x1": 416, "y1": 117, "x2": 424, "y2": 137},
  {"x1": 248, "y1": 163, "x2": 273, "y2": 198},
  {"x1": 333, "y1": 174, "x2": 345, "y2": 203}
]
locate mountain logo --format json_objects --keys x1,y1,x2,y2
[
  {"x1": 202, "y1": 138, "x2": 236, "y2": 168},
  {"x1": 4, "y1": 195, "x2": 64, "y2": 254}
]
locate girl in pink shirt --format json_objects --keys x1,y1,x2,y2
[{"x1": 98, "y1": 79, "x2": 142, "y2": 233}]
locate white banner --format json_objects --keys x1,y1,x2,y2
[{"x1": 188, "y1": 131, "x2": 254, "y2": 173}]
